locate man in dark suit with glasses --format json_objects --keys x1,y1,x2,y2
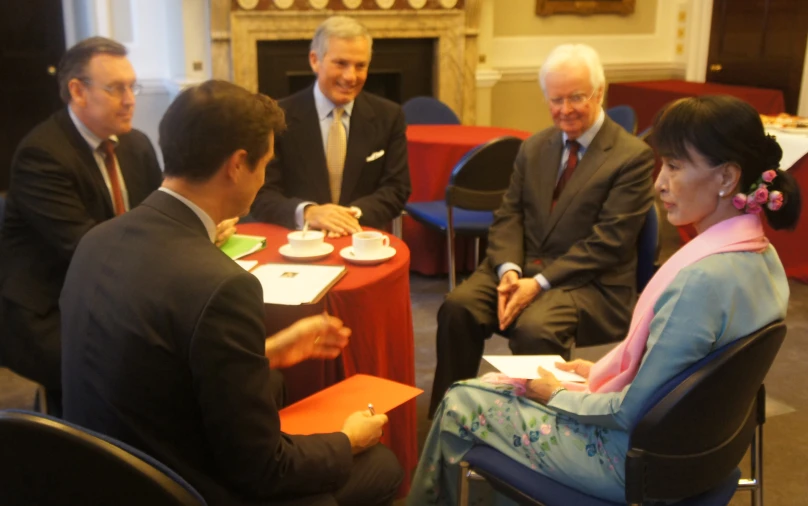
[{"x1": 0, "y1": 36, "x2": 163, "y2": 415}]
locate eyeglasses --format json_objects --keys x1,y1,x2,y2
[
  {"x1": 80, "y1": 78, "x2": 142, "y2": 98},
  {"x1": 547, "y1": 88, "x2": 597, "y2": 108}
]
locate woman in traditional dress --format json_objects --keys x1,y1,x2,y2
[{"x1": 408, "y1": 95, "x2": 801, "y2": 504}]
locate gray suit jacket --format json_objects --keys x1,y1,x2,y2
[
  {"x1": 61, "y1": 191, "x2": 354, "y2": 505},
  {"x1": 250, "y1": 86, "x2": 411, "y2": 229},
  {"x1": 487, "y1": 116, "x2": 655, "y2": 345}
]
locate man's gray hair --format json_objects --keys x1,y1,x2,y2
[
  {"x1": 538, "y1": 44, "x2": 605, "y2": 102},
  {"x1": 310, "y1": 16, "x2": 373, "y2": 60}
]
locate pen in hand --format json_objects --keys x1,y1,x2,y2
[{"x1": 368, "y1": 403, "x2": 383, "y2": 436}]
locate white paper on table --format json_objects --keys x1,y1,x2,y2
[
  {"x1": 251, "y1": 263, "x2": 346, "y2": 305},
  {"x1": 234, "y1": 260, "x2": 258, "y2": 271},
  {"x1": 765, "y1": 127, "x2": 808, "y2": 169},
  {"x1": 483, "y1": 355, "x2": 586, "y2": 383}
]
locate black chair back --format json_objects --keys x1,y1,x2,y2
[
  {"x1": 0, "y1": 410, "x2": 206, "y2": 505},
  {"x1": 625, "y1": 320, "x2": 786, "y2": 503},
  {"x1": 445, "y1": 136, "x2": 523, "y2": 211}
]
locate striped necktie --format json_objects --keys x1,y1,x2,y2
[{"x1": 99, "y1": 139, "x2": 126, "y2": 215}]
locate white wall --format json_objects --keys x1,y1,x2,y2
[{"x1": 61, "y1": 0, "x2": 212, "y2": 158}]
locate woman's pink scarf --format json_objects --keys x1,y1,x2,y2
[{"x1": 565, "y1": 213, "x2": 768, "y2": 394}]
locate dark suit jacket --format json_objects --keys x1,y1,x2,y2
[
  {"x1": 0, "y1": 108, "x2": 163, "y2": 388},
  {"x1": 61, "y1": 191, "x2": 354, "y2": 506},
  {"x1": 250, "y1": 86, "x2": 411, "y2": 230},
  {"x1": 487, "y1": 116, "x2": 655, "y2": 345}
]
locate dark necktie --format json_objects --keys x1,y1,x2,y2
[
  {"x1": 99, "y1": 139, "x2": 126, "y2": 215},
  {"x1": 552, "y1": 139, "x2": 580, "y2": 204}
]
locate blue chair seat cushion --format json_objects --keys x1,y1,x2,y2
[
  {"x1": 404, "y1": 201, "x2": 494, "y2": 234},
  {"x1": 464, "y1": 445, "x2": 741, "y2": 506}
]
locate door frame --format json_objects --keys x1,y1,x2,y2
[{"x1": 688, "y1": 0, "x2": 808, "y2": 116}]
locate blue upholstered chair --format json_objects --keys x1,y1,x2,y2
[
  {"x1": 459, "y1": 320, "x2": 786, "y2": 506},
  {"x1": 606, "y1": 105, "x2": 638, "y2": 135},
  {"x1": 0, "y1": 410, "x2": 207, "y2": 505},
  {"x1": 402, "y1": 96, "x2": 461, "y2": 125},
  {"x1": 636, "y1": 203, "x2": 660, "y2": 292},
  {"x1": 405, "y1": 136, "x2": 523, "y2": 290}
]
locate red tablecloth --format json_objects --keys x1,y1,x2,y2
[
  {"x1": 405, "y1": 125, "x2": 532, "y2": 275},
  {"x1": 674, "y1": 153, "x2": 808, "y2": 283},
  {"x1": 237, "y1": 223, "x2": 418, "y2": 493},
  {"x1": 608, "y1": 80, "x2": 786, "y2": 133}
]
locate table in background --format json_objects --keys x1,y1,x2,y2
[
  {"x1": 608, "y1": 80, "x2": 786, "y2": 133},
  {"x1": 238, "y1": 223, "x2": 418, "y2": 492},
  {"x1": 676, "y1": 129, "x2": 808, "y2": 283},
  {"x1": 405, "y1": 124, "x2": 532, "y2": 276}
]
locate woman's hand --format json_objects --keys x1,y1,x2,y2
[
  {"x1": 555, "y1": 359, "x2": 594, "y2": 380},
  {"x1": 525, "y1": 367, "x2": 563, "y2": 404}
]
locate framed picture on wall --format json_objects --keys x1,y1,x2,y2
[{"x1": 536, "y1": 0, "x2": 635, "y2": 16}]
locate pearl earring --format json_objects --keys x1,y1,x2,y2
[{"x1": 719, "y1": 190, "x2": 725, "y2": 197}]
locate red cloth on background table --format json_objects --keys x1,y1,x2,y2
[
  {"x1": 674, "y1": 153, "x2": 808, "y2": 283},
  {"x1": 237, "y1": 223, "x2": 418, "y2": 494},
  {"x1": 405, "y1": 125, "x2": 532, "y2": 275},
  {"x1": 608, "y1": 80, "x2": 786, "y2": 133}
]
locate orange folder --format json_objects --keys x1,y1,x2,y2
[{"x1": 279, "y1": 374, "x2": 423, "y2": 435}]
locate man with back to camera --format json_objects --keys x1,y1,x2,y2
[
  {"x1": 429, "y1": 44, "x2": 656, "y2": 416},
  {"x1": 250, "y1": 15, "x2": 411, "y2": 236},
  {"x1": 60, "y1": 80, "x2": 403, "y2": 506},
  {"x1": 0, "y1": 37, "x2": 164, "y2": 415}
]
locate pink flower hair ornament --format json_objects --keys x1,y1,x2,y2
[{"x1": 732, "y1": 170, "x2": 785, "y2": 213}]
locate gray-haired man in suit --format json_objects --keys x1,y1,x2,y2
[
  {"x1": 429, "y1": 44, "x2": 655, "y2": 415},
  {"x1": 250, "y1": 15, "x2": 411, "y2": 236}
]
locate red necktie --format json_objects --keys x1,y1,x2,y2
[
  {"x1": 552, "y1": 139, "x2": 580, "y2": 205},
  {"x1": 99, "y1": 140, "x2": 126, "y2": 216}
]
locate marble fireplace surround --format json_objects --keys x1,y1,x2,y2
[{"x1": 211, "y1": 3, "x2": 481, "y2": 123}]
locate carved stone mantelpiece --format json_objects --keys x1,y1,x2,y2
[{"x1": 210, "y1": 0, "x2": 480, "y2": 123}]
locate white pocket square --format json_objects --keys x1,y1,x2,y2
[{"x1": 366, "y1": 150, "x2": 385, "y2": 162}]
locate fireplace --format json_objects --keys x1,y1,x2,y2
[
  {"x1": 212, "y1": 2, "x2": 481, "y2": 123},
  {"x1": 257, "y1": 38, "x2": 435, "y2": 103}
]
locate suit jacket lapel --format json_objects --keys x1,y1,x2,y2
[
  {"x1": 537, "y1": 132, "x2": 563, "y2": 228},
  {"x1": 55, "y1": 109, "x2": 116, "y2": 216},
  {"x1": 288, "y1": 87, "x2": 331, "y2": 203},
  {"x1": 543, "y1": 120, "x2": 617, "y2": 241},
  {"x1": 341, "y1": 92, "x2": 375, "y2": 205}
]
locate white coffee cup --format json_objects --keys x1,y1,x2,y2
[
  {"x1": 352, "y1": 231, "x2": 390, "y2": 258},
  {"x1": 287, "y1": 230, "x2": 325, "y2": 255}
]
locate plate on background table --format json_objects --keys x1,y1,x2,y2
[
  {"x1": 279, "y1": 243, "x2": 334, "y2": 262},
  {"x1": 339, "y1": 246, "x2": 396, "y2": 265}
]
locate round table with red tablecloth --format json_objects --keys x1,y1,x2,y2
[
  {"x1": 237, "y1": 223, "x2": 418, "y2": 494},
  {"x1": 405, "y1": 124, "x2": 532, "y2": 275}
]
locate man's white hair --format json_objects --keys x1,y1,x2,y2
[
  {"x1": 538, "y1": 44, "x2": 606, "y2": 103},
  {"x1": 310, "y1": 16, "x2": 373, "y2": 60}
]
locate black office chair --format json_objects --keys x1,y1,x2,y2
[
  {"x1": 402, "y1": 96, "x2": 461, "y2": 125},
  {"x1": 459, "y1": 320, "x2": 786, "y2": 506},
  {"x1": 606, "y1": 105, "x2": 638, "y2": 135},
  {"x1": 405, "y1": 136, "x2": 523, "y2": 290},
  {"x1": 0, "y1": 410, "x2": 207, "y2": 505}
]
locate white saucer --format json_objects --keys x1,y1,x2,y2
[
  {"x1": 339, "y1": 246, "x2": 396, "y2": 265},
  {"x1": 279, "y1": 243, "x2": 334, "y2": 261}
]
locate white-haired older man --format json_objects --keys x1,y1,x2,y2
[
  {"x1": 429, "y1": 44, "x2": 655, "y2": 416},
  {"x1": 251, "y1": 15, "x2": 411, "y2": 236}
]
